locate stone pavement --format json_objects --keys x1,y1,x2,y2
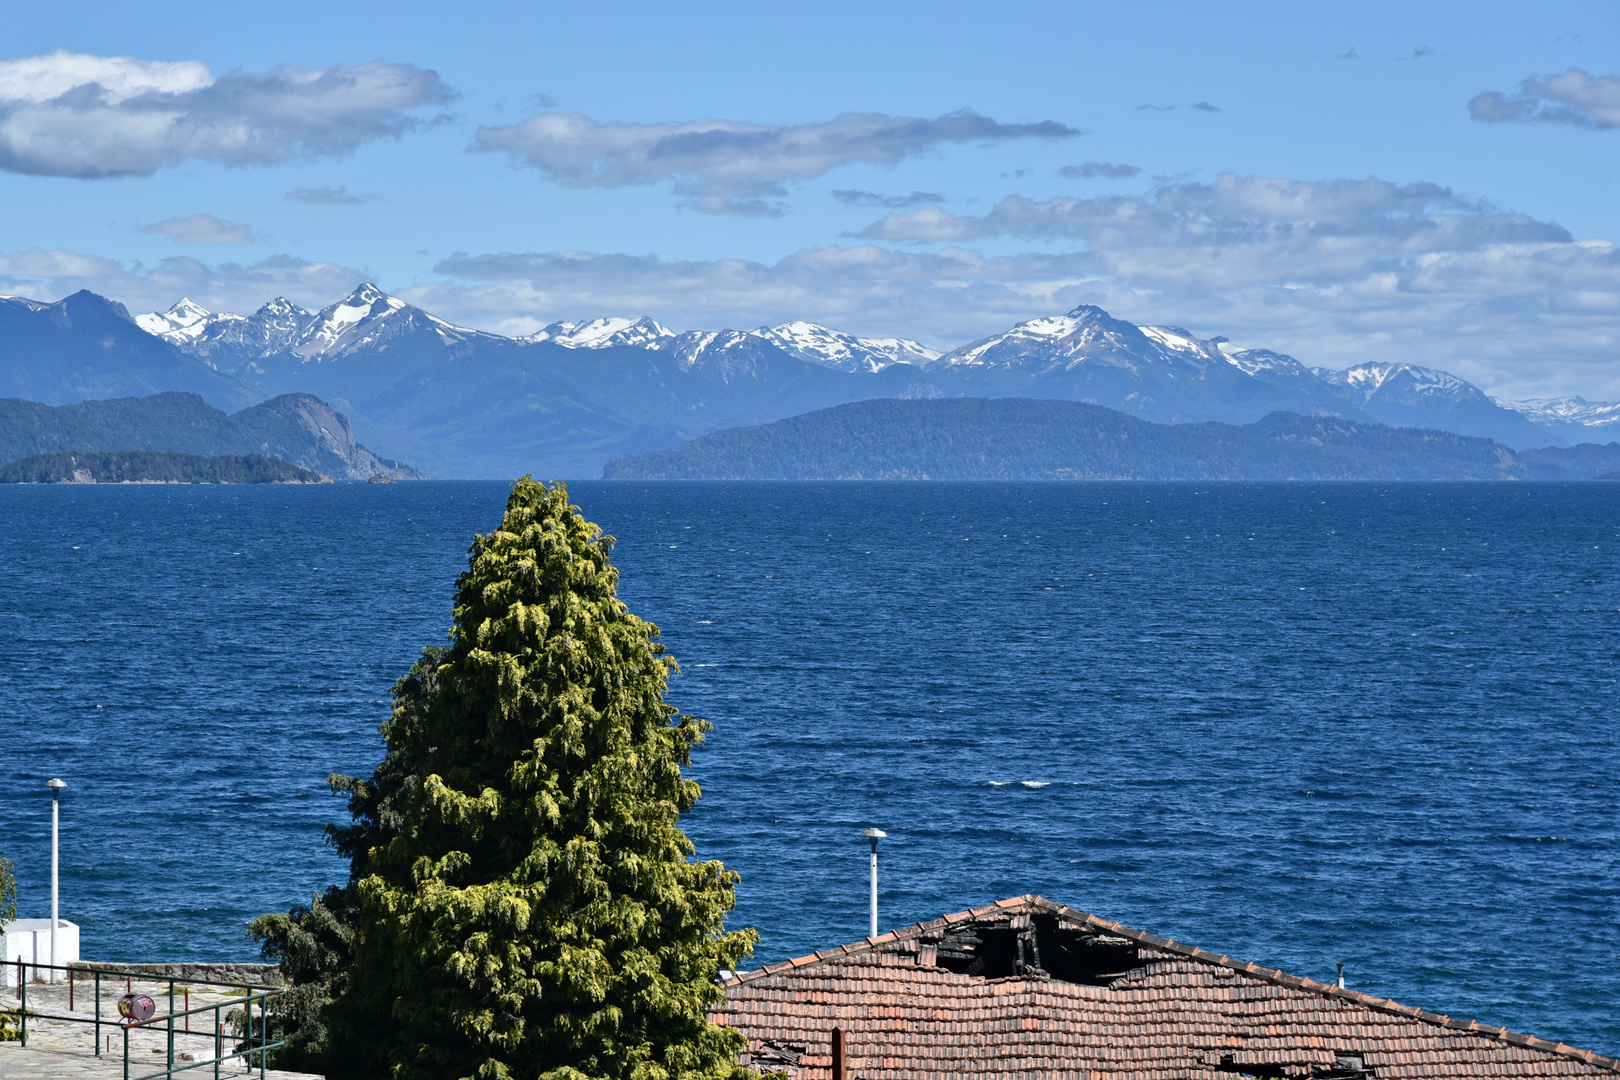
[{"x1": 0, "y1": 976, "x2": 319, "y2": 1080}]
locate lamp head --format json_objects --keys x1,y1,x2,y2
[{"x1": 46, "y1": 778, "x2": 66, "y2": 791}]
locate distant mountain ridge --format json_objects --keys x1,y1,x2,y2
[
  {"x1": 0, "y1": 392, "x2": 422, "y2": 480},
  {"x1": 603, "y1": 398, "x2": 1620, "y2": 482},
  {"x1": 2, "y1": 283, "x2": 1613, "y2": 478}
]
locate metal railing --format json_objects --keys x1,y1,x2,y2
[{"x1": 2, "y1": 957, "x2": 284, "y2": 1080}]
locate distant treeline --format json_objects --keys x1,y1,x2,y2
[
  {"x1": 0, "y1": 451, "x2": 329, "y2": 484},
  {"x1": 604, "y1": 398, "x2": 1620, "y2": 481}
]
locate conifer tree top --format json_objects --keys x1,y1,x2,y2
[{"x1": 323, "y1": 479, "x2": 755, "y2": 1080}]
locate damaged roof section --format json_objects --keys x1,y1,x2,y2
[{"x1": 712, "y1": 896, "x2": 1619, "y2": 1080}]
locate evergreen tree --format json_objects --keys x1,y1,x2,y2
[
  {"x1": 250, "y1": 648, "x2": 440, "y2": 1070},
  {"x1": 322, "y1": 478, "x2": 755, "y2": 1080}
]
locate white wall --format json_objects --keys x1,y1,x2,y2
[{"x1": 1, "y1": 919, "x2": 80, "y2": 987}]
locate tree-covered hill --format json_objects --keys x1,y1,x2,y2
[
  {"x1": 603, "y1": 398, "x2": 1620, "y2": 481},
  {"x1": 0, "y1": 451, "x2": 329, "y2": 484},
  {"x1": 0, "y1": 391, "x2": 423, "y2": 480}
]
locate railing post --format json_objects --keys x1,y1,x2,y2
[
  {"x1": 69, "y1": 965, "x2": 75, "y2": 1010},
  {"x1": 124, "y1": 1021, "x2": 130, "y2": 1080},
  {"x1": 95, "y1": 970, "x2": 102, "y2": 1055},
  {"x1": 167, "y1": 980, "x2": 175, "y2": 1073},
  {"x1": 215, "y1": 1002, "x2": 222, "y2": 1080},
  {"x1": 259, "y1": 993, "x2": 267, "y2": 1080},
  {"x1": 18, "y1": 967, "x2": 25, "y2": 1046}
]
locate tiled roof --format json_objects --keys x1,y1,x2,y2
[{"x1": 711, "y1": 896, "x2": 1618, "y2": 1079}]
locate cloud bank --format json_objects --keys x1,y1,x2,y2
[
  {"x1": 1469, "y1": 67, "x2": 1620, "y2": 129},
  {"x1": 0, "y1": 248, "x2": 368, "y2": 315},
  {"x1": 417, "y1": 175, "x2": 1620, "y2": 397},
  {"x1": 140, "y1": 214, "x2": 257, "y2": 245},
  {"x1": 473, "y1": 109, "x2": 1079, "y2": 213},
  {"x1": 1058, "y1": 162, "x2": 1140, "y2": 179},
  {"x1": 6, "y1": 172, "x2": 1618, "y2": 399},
  {"x1": 0, "y1": 51, "x2": 451, "y2": 177}
]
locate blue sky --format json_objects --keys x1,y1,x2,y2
[{"x1": 2, "y1": 0, "x2": 1618, "y2": 397}]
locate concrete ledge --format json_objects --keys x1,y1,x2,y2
[{"x1": 70, "y1": 961, "x2": 284, "y2": 986}]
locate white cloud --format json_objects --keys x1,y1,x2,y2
[
  {"x1": 858, "y1": 175, "x2": 1569, "y2": 287},
  {"x1": 1470, "y1": 67, "x2": 1620, "y2": 129},
  {"x1": 0, "y1": 50, "x2": 451, "y2": 177},
  {"x1": 140, "y1": 213, "x2": 257, "y2": 245},
  {"x1": 419, "y1": 175, "x2": 1620, "y2": 398},
  {"x1": 472, "y1": 109, "x2": 1078, "y2": 213},
  {"x1": 0, "y1": 247, "x2": 368, "y2": 315}
]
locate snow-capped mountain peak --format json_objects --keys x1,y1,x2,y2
[
  {"x1": 1318, "y1": 362, "x2": 1470, "y2": 404},
  {"x1": 136, "y1": 297, "x2": 221, "y2": 341},
  {"x1": 521, "y1": 315, "x2": 675, "y2": 349},
  {"x1": 1494, "y1": 395, "x2": 1620, "y2": 431},
  {"x1": 749, "y1": 321, "x2": 939, "y2": 373},
  {"x1": 937, "y1": 305, "x2": 1182, "y2": 372}
]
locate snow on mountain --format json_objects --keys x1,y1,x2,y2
[
  {"x1": 136, "y1": 297, "x2": 228, "y2": 342},
  {"x1": 1495, "y1": 396, "x2": 1620, "y2": 432},
  {"x1": 663, "y1": 329, "x2": 781, "y2": 378},
  {"x1": 749, "y1": 321, "x2": 939, "y2": 373},
  {"x1": 938, "y1": 306, "x2": 1278, "y2": 380},
  {"x1": 291, "y1": 283, "x2": 483, "y2": 359},
  {"x1": 936, "y1": 307, "x2": 1143, "y2": 369},
  {"x1": 520, "y1": 316, "x2": 675, "y2": 350},
  {"x1": 517, "y1": 314, "x2": 937, "y2": 373},
  {"x1": 136, "y1": 284, "x2": 488, "y2": 366},
  {"x1": 1316, "y1": 362, "x2": 1472, "y2": 403}
]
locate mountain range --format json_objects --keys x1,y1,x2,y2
[
  {"x1": 0, "y1": 392, "x2": 421, "y2": 480},
  {"x1": 604, "y1": 398, "x2": 1620, "y2": 482},
  {"x1": 1, "y1": 283, "x2": 1614, "y2": 477}
]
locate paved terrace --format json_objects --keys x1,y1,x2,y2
[{"x1": 0, "y1": 976, "x2": 319, "y2": 1080}]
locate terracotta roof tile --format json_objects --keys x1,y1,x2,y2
[{"x1": 716, "y1": 895, "x2": 1617, "y2": 1079}]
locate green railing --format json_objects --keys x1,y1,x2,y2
[{"x1": 3, "y1": 957, "x2": 284, "y2": 1079}]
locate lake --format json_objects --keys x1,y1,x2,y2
[{"x1": 0, "y1": 480, "x2": 1615, "y2": 1053}]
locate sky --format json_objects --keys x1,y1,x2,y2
[{"x1": 2, "y1": 0, "x2": 1618, "y2": 399}]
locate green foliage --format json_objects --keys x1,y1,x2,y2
[
  {"x1": 0, "y1": 852, "x2": 14, "y2": 924},
  {"x1": 251, "y1": 646, "x2": 445, "y2": 1069},
  {"x1": 0, "y1": 853, "x2": 16, "y2": 1041},
  {"x1": 280, "y1": 479, "x2": 755, "y2": 1080},
  {"x1": 0, "y1": 450, "x2": 327, "y2": 484}
]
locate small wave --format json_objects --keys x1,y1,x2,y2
[{"x1": 984, "y1": 780, "x2": 1051, "y2": 789}]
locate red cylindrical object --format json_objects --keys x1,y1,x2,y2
[{"x1": 117, "y1": 993, "x2": 156, "y2": 1023}]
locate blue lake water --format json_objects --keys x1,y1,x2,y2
[{"x1": 1, "y1": 481, "x2": 1616, "y2": 1054}]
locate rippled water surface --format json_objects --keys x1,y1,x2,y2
[{"x1": 1, "y1": 481, "x2": 1616, "y2": 1053}]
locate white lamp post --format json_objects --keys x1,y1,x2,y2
[
  {"x1": 46, "y1": 778, "x2": 66, "y2": 984},
  {"x1": 860, "y1": 828, "x2": 886, "y2": 938}
]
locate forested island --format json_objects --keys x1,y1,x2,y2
[
  {"x1": 0, "y1": 451, "x2": 330, "y2": 484},
  {"x1": 604, "y1": 398, "x2": 1620, "y2": 481}
]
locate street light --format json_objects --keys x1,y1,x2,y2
[
  {"x1": 46, "y1": 778, "x2": 66, "y2": 984},
  {"x1": 860, "y1": 828, "x2": 886, "y2": 938}
]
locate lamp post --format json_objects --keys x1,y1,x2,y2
[
  {"x1": 860, "y1": 828, "x2": 886, "y2": 938},
  {"x1": 46, "y1": 779, "x2": 66, "y2": 984}
]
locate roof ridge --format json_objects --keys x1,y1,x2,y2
[{"x1": 724, "y1": 895, "x2": 1620, "y2": 1072}]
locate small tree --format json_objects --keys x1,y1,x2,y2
[
  {"x1": 0, "y1": 852, "x2": 17, "y2": 1040},
  {"x1": 323, "y1": 479, "x2": 755, "y2": 1080}
]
